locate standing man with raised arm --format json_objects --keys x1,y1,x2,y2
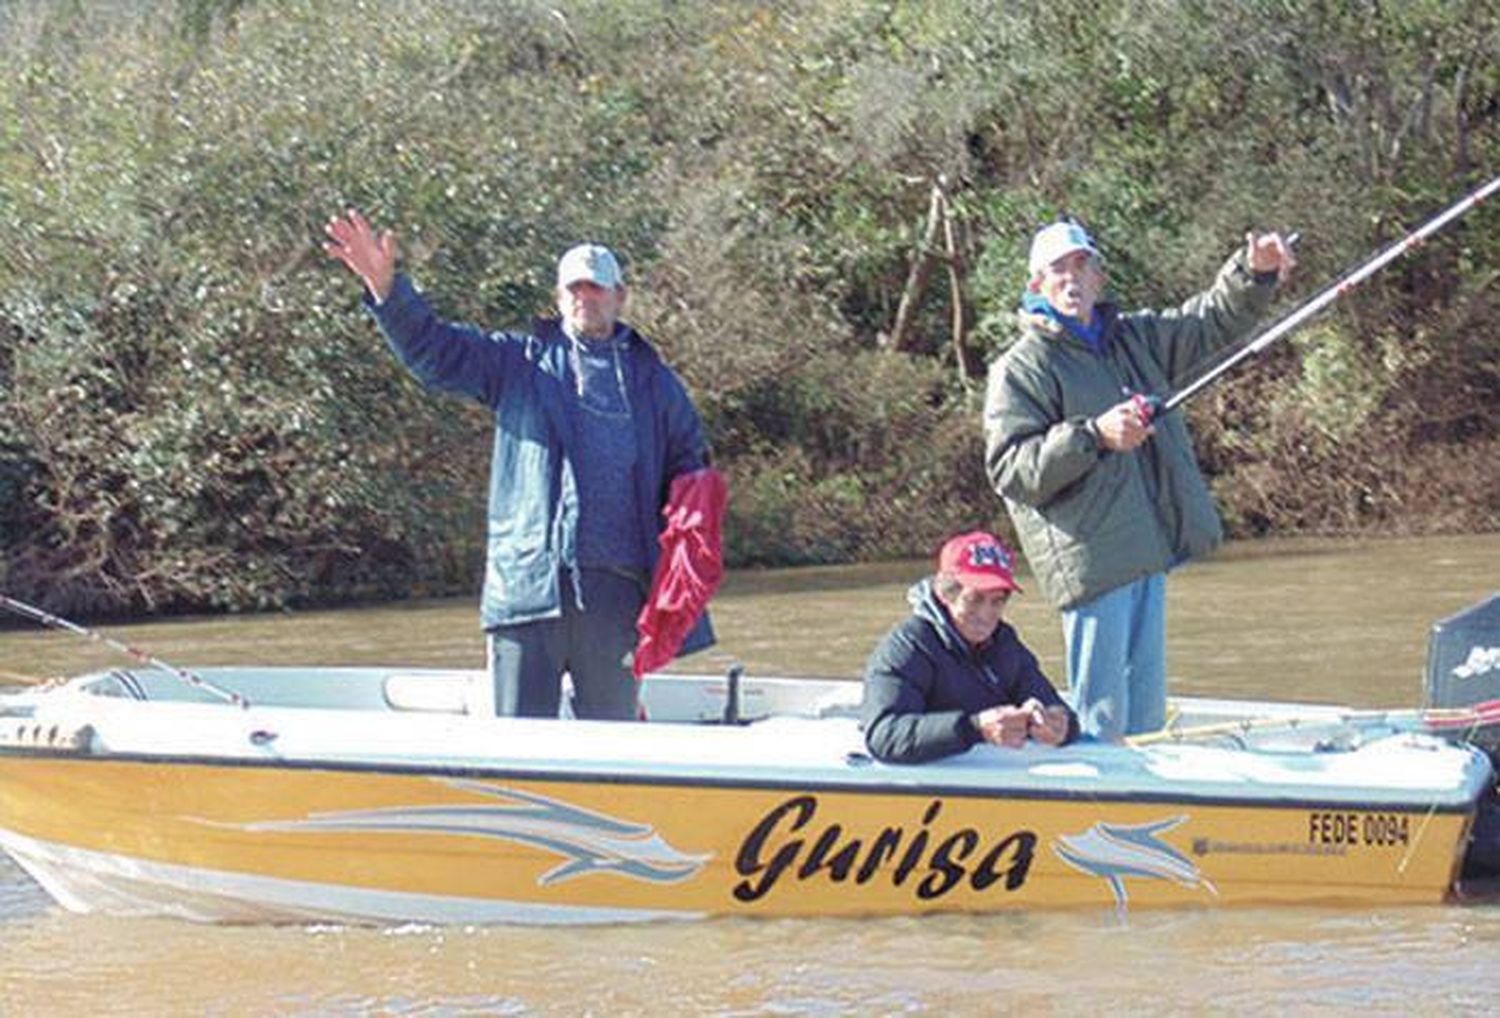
[
  {"x1": 985, "y1": 220, "x2": 1295, "y2": 741},
  {"x1": 324, "y1": 209, "x2": 712, "y2": 720}
]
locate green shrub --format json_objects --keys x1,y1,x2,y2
[{"x1": 0, "y1": 0, "x2": 1495, "y2": 617}]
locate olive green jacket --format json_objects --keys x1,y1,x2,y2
[{"x1": 984, "y1": 252, "x2": 1276, "y2": 610}]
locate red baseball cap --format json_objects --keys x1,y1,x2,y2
[{"x1": 937, "y1": 531, "x2": 1022, "y2": 594}]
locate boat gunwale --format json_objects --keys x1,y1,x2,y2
[{"x1": 0, "y1": 740, "x2": 1485, "y2": 815}]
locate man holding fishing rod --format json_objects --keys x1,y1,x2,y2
[
  {"x1": 985, "y1": 220, "x2": 1296, "y2": 742},
  {"x1": 323, "y1": 210, "x2": 712, "y2": 721}
]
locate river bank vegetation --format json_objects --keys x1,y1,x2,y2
[{"x1": 1, "y1": 0, "x2": 1496, "y2": 616}]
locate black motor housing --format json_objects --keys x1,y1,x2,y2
[{"x1": 1430, "y1": 594, "x2": 1500, "y2": 886}]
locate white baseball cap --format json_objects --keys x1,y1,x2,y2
[
  {"x1": 557, "y1": 243, "x2": 624, "y2": 289},
  {"x1": 1028, "y1": 221, "x2": 1101, "y2": 276}
]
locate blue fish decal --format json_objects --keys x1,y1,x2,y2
[
  {"x1": 243, "y1": 779, "x2": 710, "y2": 886},
  {"x1": 1053, "y1": 816, "x2": 1216, "y2": 909}
]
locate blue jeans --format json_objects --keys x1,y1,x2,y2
[
  {"x1": 486, "y1": 568, "x2": 645, "y2": 720},
  {"x1": 1062, "y1": 573, "x2": 1167, "y2": 741}
]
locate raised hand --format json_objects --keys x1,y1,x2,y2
[
  {"x1": 1245, "y1": 231, "x2": 1297, "y2": 285},
  {"x1": 324, "y1": 208, "x2": 397, "y2": 303}
]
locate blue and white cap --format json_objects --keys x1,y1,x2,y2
[
  {"x1": 557, "y1": 243, "x2": 624, "y2": 289},
  {"x1": 1028, "y1": 221, "x2": 1101, "y2": 276}
]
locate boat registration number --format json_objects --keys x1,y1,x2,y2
[{"x1": 1307, "y1": 811, "x2": 1410, "y2": 847}]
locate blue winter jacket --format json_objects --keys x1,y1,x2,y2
[
  {"x1": 861, "y1": 580, "x2": 1078, "y2": 763},
  {"x1": 368, "y1": 273, "x2": 714, "y2": 652}
]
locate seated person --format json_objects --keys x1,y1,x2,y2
[{"x1": 862, "y1": 531, "x2": 1079, "y2": 763}]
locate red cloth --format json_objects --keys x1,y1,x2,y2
[{"x1": 633, "y1": 467, "x2": 728, "y2": 680}]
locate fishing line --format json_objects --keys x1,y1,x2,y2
[
  {"x1": 1397, "y1": 700, "x2": 1500, "y2": 876},
  {"x1": 0, "y1": 593, "x2": 248, "y2": 708}
]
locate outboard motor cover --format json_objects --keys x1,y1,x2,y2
[
  {"x1": 1432, "y1": 595, "x2": 1500, "y2": 886},
  {"x1": 1426, "y1": 593, "x2": 1500, "y2": 712}
]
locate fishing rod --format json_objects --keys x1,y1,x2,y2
[
  {"x1": 0, "y1": 593, "x2": 248, "y2": 708},
  {"x1": 1127, "y1": 697, "x2": 1500, "y2": 748},
  {"x1": 1153, "y1": 172, "x2": 1500, "y2": 416}
]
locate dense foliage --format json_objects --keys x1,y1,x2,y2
[{"x1": 1, "y1": 0, "x2": 1496, "y2": 614}]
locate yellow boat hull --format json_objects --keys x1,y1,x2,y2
[{"x1": 0, "y1": 753, "x2": 1473, "y2": 922}]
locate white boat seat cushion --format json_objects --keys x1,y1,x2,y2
[{"x1": 382, "y1": 672, "x2": 484, "y2": 714}]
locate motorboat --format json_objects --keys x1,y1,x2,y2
[{"x1": 1, "y1": 595, "x2": 1498, "y2": 925}]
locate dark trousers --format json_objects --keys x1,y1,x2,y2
[{"x1": 486, "y1": 568, "x2": 645, "y2": 720}]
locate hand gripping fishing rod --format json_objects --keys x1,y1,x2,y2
[
  {"x1": 0, "y1": 593, "x2": 248, "y2": 707},
  {"x1": 1149, "y1": 172, "x2": 1500, "y2": 416}
]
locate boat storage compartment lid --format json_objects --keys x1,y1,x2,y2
[{"x1": 1426, "y1": 593, "x2": 1500, "y2": 711}]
